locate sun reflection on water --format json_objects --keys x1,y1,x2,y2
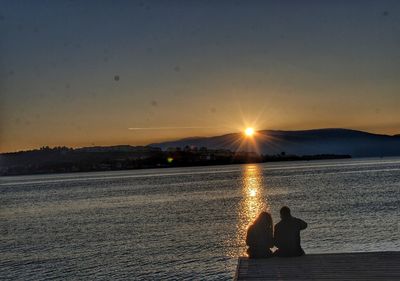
[{"x1": 226, "y1": 164, "x2": 269, "y2": 257}]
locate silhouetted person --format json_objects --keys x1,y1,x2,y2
[
  {"x1": 246, "y1": 211, "x2": 274, "y2": 258},
  {"x1": 274, "y1": 206, "x2": 307, "y2": 257}
]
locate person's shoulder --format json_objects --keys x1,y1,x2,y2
[
  {"x1": 291, "y1": 217, "x2": 302, "y2": 224},
  {"x1": 292, "y1": 217, "x2": 307, "y2": 228},
  {"x1": 293, "y1": 217, "x2": 306, "y2": 223}
]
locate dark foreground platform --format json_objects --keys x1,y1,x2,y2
[{"x1": 235, "y1": 251, "x2": 400, "y2": 280}]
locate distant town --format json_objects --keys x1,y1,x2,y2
[{"x1": 0, "y1": 145, "x2": 351, "y2": 176}]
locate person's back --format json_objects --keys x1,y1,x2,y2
[
  {"x1": 274, "y1": 206, "x2": 307, "y2": 257},
  {"x1": 246, "y1": 212, "x2": 274, "y2": 258}
]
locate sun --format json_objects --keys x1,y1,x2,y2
[{"x1": 244, "y1": 127, "x2": 255, "y2": 137}]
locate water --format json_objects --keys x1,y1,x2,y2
[{"x1": 1, "y1": 158, "x2": 399, "y2": 280}]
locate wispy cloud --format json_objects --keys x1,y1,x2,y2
[{"x1": 128, "y1": 126, "x2": 217, "y2": 130}]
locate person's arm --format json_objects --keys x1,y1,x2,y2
[
  {"x1": 246, "y1": 228, "x2": 251, "y2": 246},
  {"x1": 296, "y1": 218, "x2": 308, "y2": 230},
  {"x1": 246, "y1": 227, "x2": 256, "y2": 246},
  {"x1": 267, "y1": 231, "x2": 274, "y2": 248},
  {"x1": 273, "y1": 225, "x2": 281, "y2": 248}
]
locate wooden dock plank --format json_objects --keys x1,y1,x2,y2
[{"x1": 235, "y1": 251, "x2": 400, "y2": 280}]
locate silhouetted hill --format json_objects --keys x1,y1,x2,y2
[{"x1": 150, "y1": 128, "x2": 400, "y2": 157}]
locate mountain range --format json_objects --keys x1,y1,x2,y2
[{"x1": 150, "y1": 128, "x2": 400, "y2": 157}]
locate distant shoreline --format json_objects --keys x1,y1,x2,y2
[{"x1": 0, "y1": 146, "x2": 351, "y2": 176}]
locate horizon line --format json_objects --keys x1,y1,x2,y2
[{"x1": 2, "y1": 127, "x2": 399, "y2": 154}]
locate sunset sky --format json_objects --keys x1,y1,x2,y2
[{"x1": 1, "y1": 0, "x2": 399, "y2": 152}]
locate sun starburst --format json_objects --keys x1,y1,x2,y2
[{"x1": 245, "y1": 127, "x2": 255, "y2": 137}]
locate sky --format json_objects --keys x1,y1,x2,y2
[{"x1": 1, "y1": 0, "x2": 399, "y2": 152}]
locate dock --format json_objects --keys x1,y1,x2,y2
[{"x1": 235, "y1": 251, "x2": 400, "y2": 280}]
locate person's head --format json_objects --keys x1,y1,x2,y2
[
  {"x1": 254, "y1": 211, "x2": 273, "y2": 230},
  {"x1": 280, "y1": 206, "x2": 291, "y2": 220}
]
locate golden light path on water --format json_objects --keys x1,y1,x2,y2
[{"x1": 226, "y1": 164, "x2": 269, "y2": 257}]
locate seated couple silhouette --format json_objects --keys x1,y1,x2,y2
[{"x1": 246, "y1": 206, "x2": 307, "y2": 258}]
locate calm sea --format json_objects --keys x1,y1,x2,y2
[{"x1": 1, "y1": 158, "x2": 399, "y2": 280}]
